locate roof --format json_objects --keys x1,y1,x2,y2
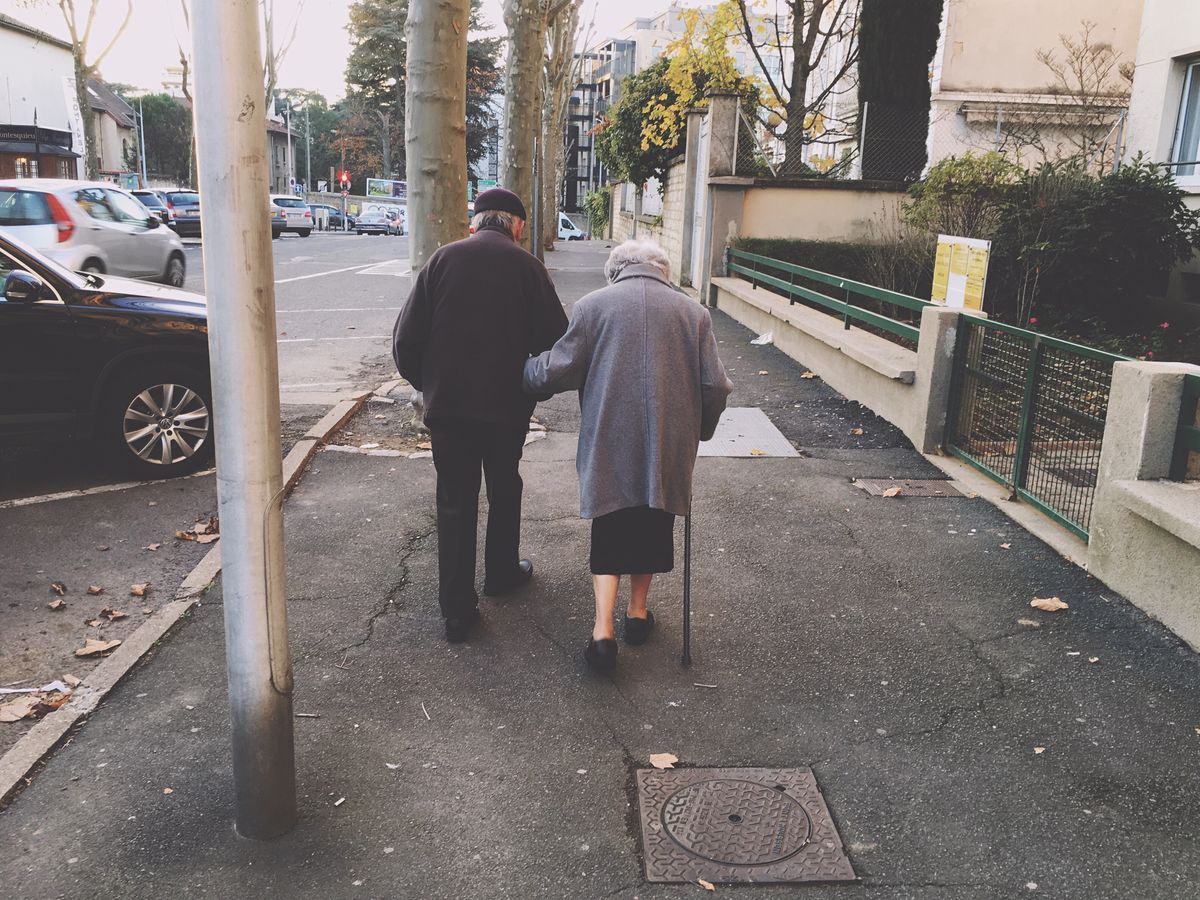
[
  {"x1": 86, "y1": 79, "x2": 136, "y2": 128},
  {"x1": 0, "y1": 13, "x2": 73, "y2": 51}
]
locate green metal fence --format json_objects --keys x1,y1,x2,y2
[
  {"x1": 726, "y1": 248, "x2": 934, "y2": 345},
  {"x1": 1171, "y1": 373, "x2": 1200, "y2": 481},
  {"x1": 945, "y1": 316, "x2": 1129, "y2": 539}
]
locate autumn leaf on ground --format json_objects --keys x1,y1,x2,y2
[
  {"x1": 698, "y1": 878, "x2": 716, "y2": 891},
  {"x1": 144, "y1": 543, "x2": 161, "y2": 551},
  {"x1": 757, "y1": 370, "x2": 768, "y2": 375},
  {"x1": 749, "y1": 448, "x2": 764, "y2": 457},
  {"x1": 195, "y1": 533, "x2": 220, "y2": 545},
  {"x1": 417, "y1": 441, "x2": 432, "y2": 450},
  {"x1": 800, "y1": 371, "x2": 818, "y2": 380},
  {"x1": 130, "y1": 583, "x2": 150, "y2": 597},
  {"x1": 850, "y1": 427, "x2": 864, "y2": 436},
  {"x1": 194, "y1": 516, "x2": 219, "y2": 535},
  {"x1": 48, "y1": 598, "x2": 66, "y2": 611},
  {"x1": 175, "y1": 530, "x2": 196, "y2": 541},
  {"x1": 882, "y1": 486, "x2": 903, "y2": 497},
  {"x1": 1030, "y1": 596, "x2": 1068, "y2": 612},
  {"x1": 1000, "y1": 543, "x2": 1012, "y2": 550},
  {"x1": 75, "y1": 638, "x2": 121, "y2": 657},
  {"x1": 100, "y1": 607, "x2": 128, "y2": 621},
  {"x1": 163, "y1": 787, "x2": 174, "y2": 795},
  {"x1": 0, "y1": 696, "x2": 37, "y2": 722},
  {"x1": 85, "y1": 618, "x2": 102, "y2": 628},
  {"x1": 649, "y1": 752, "x2": 678, "y2": 770},
  {"x1": 62, "y1": 674, "x2": 82, "y2": 688},
  {"x1": 1033, "y1": 746, "x2": 1046, "y2": 755},
  {"x1": 87, "y1": 585, "x2": 104, "y2": 596},
  {"x1": 50, "y1": 582, "x2": 66, "y2": 596}
]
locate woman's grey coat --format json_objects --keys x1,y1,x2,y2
[{"x1": 523, "y1": 263, "x2": 733, "y2": 519}]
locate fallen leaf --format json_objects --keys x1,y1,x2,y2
[
  {"x1": 850, "y1": 427, "x2": 864, "y2": 436},
  {"x1": 163, "y1": 787, "x2": 174, "y2": 794},
  {"x1": 48, "y1": 598, "x2": 66, "y2": 611},
  {"x1": 62, "y1": 674, "x2": 82, "y2": 688},
  {"x1": 1000, "y1": 543, "x2": 1012, "y2": 550},
  {"x1": 195, "y1": 533, "x2": 220, "y2": 545},
  {"x1": 1088, "y1": 656, "x2": 1100, "y2": 664},
  {"x1": 100, "y1": 607, "x2": 127, "y2": 621},
  {"x1": 50, "y1": 582, "x2": 67, "y2": 596},
  {"x1": 1030, "y1": 596, "x2": 1068, "y2": 612},
  {"x1": 75, "y1": 638, "x2": 121, "y2": 657},
  {"x1": 649, "y1": 752, "x2": 678, "y2": 770},
  {"x1": 144, "y1": 543, "x2": 161, "y2": 551},
  {"x1": 800, "y1": 371, "x2": 818, "y2": 379},
  {"x1": 881, "y1": 486, "x2": 903, "y2": 498},
  {"x1": 698, "y1": 878, "x2": 716, "y2": 891},
  {"x1": 142, "y1": 608, "x2": 153, "y2": 615},
  {"x1": 85, "y1": 618, "x2": 102, "y2": 628},
  {"x1": 96, "y1": 544, "x2": 110, "y2": 551},
  {"x1": 417, "y1": 441, "x2": 432, "y2": 450},
  {"x1": 749, "y1": 448, "x2": 764, "y2": 457},
  {"x1": 757, "y1": 369, "x2": 768, "y2": 375},
  {"x1": 35, "y1": 692, "x2": 70, "y2": 714},
  {"x1": 0, "y1": 696, "x2": 37, "y2": 722},
  {"x1": 130, "y1": 583, "x2": 150, "y2": 597},
  {"x1": 175, "y1": 531, "x2": 196, "y2": 542},
  {"x1": 1016, "y1": 618, "x2": 1041, "y2": 628},
  {"x1": 194, "y1": 516, "x2": 219, "y2": 535},
  {"x1": 86, "y1": 585, "x2": 104, "y2": 596},
  {"x1": 1033, "y1": 746, "x2": 1046, "y2": 755}
]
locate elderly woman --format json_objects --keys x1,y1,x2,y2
[{"x1": 524, "y1": 240, "x2": 733, "y2": 673}]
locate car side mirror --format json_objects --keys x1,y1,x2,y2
[
  {"x1": 145, "y1": 216, "x2": 160, "y2": 229},
  {"x1": 3, "y1": 271, "x2": 45, "y2": 303}
]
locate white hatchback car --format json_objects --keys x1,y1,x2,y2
[
  {"x1": 0, "y1": 179, "x2": 186, "y2": 285},
  {"x1": 269, "y1": 194, "x2": 313, "y2": 237}
]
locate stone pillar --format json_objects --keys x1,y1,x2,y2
[
  {"x1": 679, "y1": 107, "x2": 706, "y2": 287},
  {"x1": 706, "y1": 93, "x2": 739, "y2": 178},
  {"x1": 1096, "y1": 362, "x2": 1193, "y2": 483},
  {"x1": 910, "y1": 306, "x2": 985, "y2": 453}
]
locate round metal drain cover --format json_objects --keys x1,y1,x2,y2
[{"x1": 660, "y1": 779, "x2": 812, "y2": 866}]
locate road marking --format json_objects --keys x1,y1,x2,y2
[
  {"x1": 276, "y1": 307, "x2": 402, "y2": 313},
  {"x1": 277, "y1": 334, "x2": 391, "y2": 343},
  {"x1": 280, "y1": 380, "x2": 357, "y2": 389},
  {"x1": 0, "y1": 468, "x2": 215, "y2": 510},
  {"x1": 274, "y1": 263, "x2": 376, "y2": 284},
  {"x1": 357, "y1": 259, "x2": 411, "y2": 276}
]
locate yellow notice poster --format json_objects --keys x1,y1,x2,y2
[{"x1": 931, "y1": 234, "x2": 991, "y2": 310}]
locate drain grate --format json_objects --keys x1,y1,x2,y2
[
  {"x1": 636, "y1": 767, "x2": 855, "y2": 884},
  {"x1": 855, "y1": 478, "x2": 965, "y2": 497}
]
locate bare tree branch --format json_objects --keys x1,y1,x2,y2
[{"x1": 88, "y1": 0, "x2": 133, "y2": 71}]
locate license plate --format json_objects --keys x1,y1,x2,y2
[{"x1": 182, "y1": 209, "x2": 198, "y2": 216}]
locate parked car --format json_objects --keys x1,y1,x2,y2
[
  {"x1": 269, "y1": 201, "x2": 286, "y2": 239},
  {"x1": 355, "y1": 212, "x2": 390, "y2": 235},
  {"x1": 165, "y1": 189, "x2": 202, "y2": 237},
  {"x1": 558, "y1": 213, "x2": 585, "y2": 241},
  {"x1": 309, "y1": 203, "x2": 353, "y2": 229},
  {"x1": 269, "y1": 194, "x2": 313, "y2": 237},
  {"x1": 0, "y1": 230, "x2": 212, "y2": 477},
  {"x1": 384, "y1": 206, "x2": 407, "y2": 235},
  {"x1": 0, "y1": 180, "x2": 187, "y2": 286},
  {"x1": 132, "y1": 189, "x2": 175, "y2": 229}
]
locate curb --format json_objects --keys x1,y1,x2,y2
[{"x1": 0, "y1": 381, "x2": 398, "y2": 806}]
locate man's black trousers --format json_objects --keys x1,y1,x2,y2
[{"x1": 428, "y1": 418, "x2": 527, "y2": 618}]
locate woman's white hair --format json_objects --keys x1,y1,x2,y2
[{"x1": 604, "y1": 240, "x2": 671, "y2": 283}]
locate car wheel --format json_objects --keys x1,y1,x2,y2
[
  {"x1": 299, "y1": 228, "x2": 312, "y2": 238},
  {"x1": 272, "y1": 229, "x2": 282, "y2": 239},
  {"x1": 82, "y1": 258, "x2": 106, "y2": 275},
  {"x1": 162, "y1": 253, "x2": 186, "y2": 287},
  {"x1": 103, "y1": 365, "x2": 214, "y2": 478}
]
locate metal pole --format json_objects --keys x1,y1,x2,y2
[
  {"x1": 192, "y1": 0, "x2": 297, "y2": 840},
  {"x1": 304, "y1": 105, "x2": 312, "y2": 192},
  {"x1": 285, "y1": 103, "x2": 294, "y2": 191},
  {"x1": 137, "y1": 96, "x2": 147, "y2": 183},
  {"x1": 681, "y1": 512, "x2": 692, "y2": 666}
]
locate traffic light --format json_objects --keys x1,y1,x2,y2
[{"x1": 337, "y1": 170, "x2": 351, "y2": 190}]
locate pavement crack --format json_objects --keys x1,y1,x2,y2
[{"x1": 337, "y1": 517, "x2": 436, "y2": 653}]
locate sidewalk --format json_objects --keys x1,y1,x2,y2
[{"x1": 3, "y1": 242, "x2": 1200, "y2": 899}]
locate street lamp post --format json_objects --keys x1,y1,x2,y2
[
  {"x1": 191, "y1": 0, "x2": 297, "y2": 840},
  {"x1": 137, "y1": 96, "x2": 147, "y2": 184}
]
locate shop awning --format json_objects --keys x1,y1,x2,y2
[{"x1": 0, "y1": 140, "x2": 79, "y2": 158}]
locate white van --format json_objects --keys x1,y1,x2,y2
[{"x1": 558, "y1": 213, "x2": 585, "y2": 241}]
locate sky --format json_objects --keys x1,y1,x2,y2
[{"x1": 12, "y1": 0, "x2": 705, "y2": 104}]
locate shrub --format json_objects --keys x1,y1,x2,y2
[
  {"x1": 904, "y1": 152, "x2": 1023, "y2": 238},
  {"x1": 583, "y1": 187, "x2": 610, "y2": 236}
]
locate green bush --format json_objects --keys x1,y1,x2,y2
[
  {"x1": 583, "y1": 187, "x2": 610, "y2": 236},
  {"x1": 904, "y1": 152, "x2": 1023, "y2": 238},
  {"x1": 731, "y1": 237, "x2": 873, "y2": 281}
]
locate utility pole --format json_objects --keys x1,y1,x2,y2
[
  {"x1": 304, "y1": 104, "x2": 312, "y2": 193},
  {"x1": 284, "y1": 101, "x2": 294, "y2": 192},
  {"x1": 137, "y1": 95, "x2": 147, "y2": 183},
  {"x1": 192, "y1": 0, "x2": 297, "y2": 841}
]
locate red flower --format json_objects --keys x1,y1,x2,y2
[
  {"x1": 1160, "y1": 321, "x2": 1170, "y2": 330},
  {"x1": 1147, "y1": 351, "x2": 1155, "y2": 358},
  {"x1": 1028, "y1": 317, "x2": 1038, "y2": 325}
]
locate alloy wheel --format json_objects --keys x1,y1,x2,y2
[
  {"x1": 166, "y1": 257, "x2": 185, "y2": 287},
  {"x1": 122, "y1": 382, "x2": 211, "y2": 465}
]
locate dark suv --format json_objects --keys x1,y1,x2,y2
[{"x1": 0, "y1": 231, "x2": 212, "y2": 477}]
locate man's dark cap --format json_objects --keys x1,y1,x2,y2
[{"x1": 474, "y1": 187, "x2": 527, "y2": 221}]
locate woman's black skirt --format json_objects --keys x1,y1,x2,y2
[{"x1": 590, "y1": 506, "x2": 676, "y2": 575}]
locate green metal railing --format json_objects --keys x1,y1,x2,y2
[
  {"x1": 945, "y1": 316, "x2": 1129, "y2": 539},
  {"x1": 726, "y1": 248, "x2": 934, "y2": 345},
  {"x1": 1171, "y1": 373, "x2": 1200, "y2": 481}
]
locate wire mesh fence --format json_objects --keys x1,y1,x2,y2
[{"x1": 946, "y1": 317, "x2": 1125, "y2": 538}]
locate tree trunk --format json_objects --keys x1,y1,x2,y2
[
  {"x1": 74, "y1": 54, "x2": 98, "y2": 179},
  {"x1": 783, "y1": 53, "x2": 809, "y2": 166},
  {"x1": 540, "y1": 1, "x2": 579, "y2": 252},
  {"x1": 405, "y1": 0, "x2": 469, "y2": 274},
  {"x1": 502, "y1": 0, "x2": 547, "y2": 251}
]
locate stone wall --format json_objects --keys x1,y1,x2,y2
[{"x1": 611, "y1": 158, "x2": 689, "y2": 282}]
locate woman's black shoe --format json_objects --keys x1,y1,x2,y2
[
  {"x1": 584, "y1": 637, "x2": 618, "y2": 673},
  {"x1": 444, "y1": 607, "x2": 480, "y2": 643},
  {"x1": 623, "y1": 610, "x2": 655, "y2": 645}
]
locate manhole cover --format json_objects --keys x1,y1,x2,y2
[
  {"x1": 855, "y1": 478, "x2": 965, "y2": 497},
  {"x1": 637, "y1": 767, "x2": 855, "y2": 884}
]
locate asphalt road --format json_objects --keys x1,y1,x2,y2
[{"x1": 2, "y1": 229, "x2": 409, "y2": 501}]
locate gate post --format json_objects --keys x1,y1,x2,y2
[{"x1": 1011, "y1": 336, "x2": 1043, "y2": 496}]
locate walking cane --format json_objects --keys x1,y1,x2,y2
[{"x1": 681, "y1": 510, "x2": 692, "y2": 667}]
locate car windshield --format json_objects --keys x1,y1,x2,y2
[
  {"x1": 274, "y1": 197, "x2": 306, "y2": 208},
  {"x1": 0, "y1": 188, "x2": 53, "y2": 225},
  {"x1": 167, "y1": 191, "x2": 199, "y2": 206},
  {"x1": 134, "y1": 192, "x2": 165, "y2": 208}
]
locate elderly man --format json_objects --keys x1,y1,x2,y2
[
  {"x1": 393, "y1": 188, "x2": 568, "y2": 642},
  {"x1": 524, "y1": 240, "x2": 733, "y2": 673}
]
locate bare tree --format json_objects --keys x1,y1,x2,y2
[
  {"x1": 19, "y1": 0, "x2": 136, "y2": 178},
  {"x1": 539, "y1": 0, "x2": 582, "y2": 252},
  {"x1": 734, "y1": 0, "x2": 860, "y2": 165},
  {"x1": 261, "y1": 0, "x2": 306, "y2": 110},
  {"x1": 406, "y1": 0, "x2": 469, "y2": 272}
]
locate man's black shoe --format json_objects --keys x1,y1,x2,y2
[
  {"x1": 584, "y1": 637, "x2": 618, "y2": 674},
  {"x1": 483, "y1": 559, "x2": 534, "y2": 597},
  {"x1": 444, "y1": 607, "x2": 480, "y2": 643}
]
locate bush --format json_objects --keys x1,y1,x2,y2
[
  {"x1": 904, "y1": 152, "x2": 1023, "y2": 238},
  {"x1": 732, "y1": 237, "x2": 873, "y2": 281},
  {"x1": 584, "y1": 188, "x2": 610, "y2": 236}
]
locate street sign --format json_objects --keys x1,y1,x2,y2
[
  {"x1": 366, "y1": 177, "x2": 407, "y2": 200},
  {"x1": 932, "y1": 234, "x2": 990, "y2": 311}
]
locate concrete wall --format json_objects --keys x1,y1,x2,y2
[
  {"x1": 737, "y1": 181, "x2": 907, "y2": 242},
  {"x1": 1090, "y1": 362, "x2": 1200, "y2": 650},
  {"x1": 611, "y1": 156, "x2": 689, "y2": 283},
  {"x1": 1124, "y1": 0, "x2": 1200, "y2": 304}
]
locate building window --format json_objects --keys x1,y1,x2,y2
[
  {"x1": 1172, "y1": 59, "x2": 1200, "y2": 178},
  {"x1": 58, "y1": 159, "x2": 72, "y2": 178},
  {"x1": 14, "y1": 157, "x2": 39, "y2": 178}
]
